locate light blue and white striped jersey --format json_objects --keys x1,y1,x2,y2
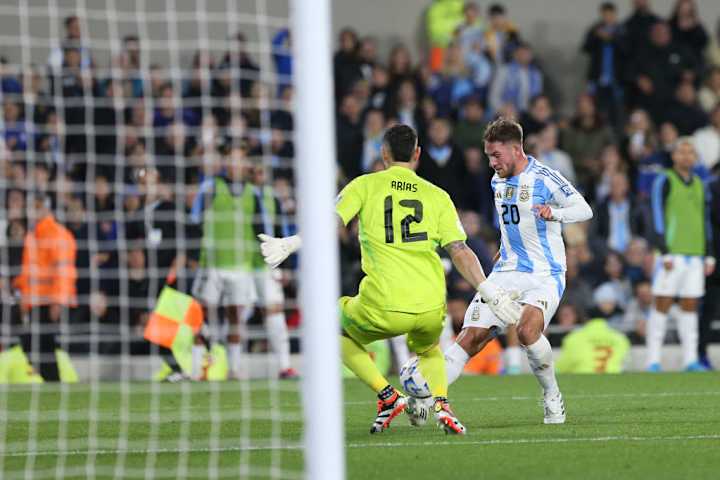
[{"x1": 492, "y1": 156, "x2": 581, "y2": 278}]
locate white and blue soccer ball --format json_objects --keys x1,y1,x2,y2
[{"x1": 399, "y1": 357, "x2": 431, "y2": 399}]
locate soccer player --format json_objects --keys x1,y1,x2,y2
[
  {"x1": 646, "y1": 139, "x2": 714, "y2": 372},
  {"x1": 259, "y1": 124, "x2": 522, "y2": 434},
  {"x1": 441, "y1": 118, "x2": 593, "y2": 424},
  {"x1": 191, "y1": 144, "x2": 295, "y2": 379}
]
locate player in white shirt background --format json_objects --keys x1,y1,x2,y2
[{"x1": 439, "y1": 118, "x2": 593, "y2": 424}]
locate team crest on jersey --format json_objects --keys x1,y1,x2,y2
[
  {"x1": 504, "y1": 186, "x2": 515, "y2": 200},
  {"x1": 519, "y1": 185, "x2": 530, "y2": 202}
]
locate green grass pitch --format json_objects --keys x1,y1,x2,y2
[{"x1": 2, "y1": 372, "x2": 719, "y2": 479}]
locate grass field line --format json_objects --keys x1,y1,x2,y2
[
  {"x1": 344, "y1": 390, "x2": 720, "y2": 405},
  {"x1": 3, "y1": 433, "x2": 720, "y2": 458}
]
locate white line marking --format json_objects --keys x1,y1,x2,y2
[{"x1": 3, "y1": 434, "x2": 719, "y2": 457}]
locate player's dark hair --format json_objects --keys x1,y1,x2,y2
[
  {"x1": 600, "y1": 2, "x2": 616, "y2": 12},
  {"x1": 382, "y1": 124, "x2": 417, "y2": 163},
  {"x1": 484, "y1": 118, "x2": 524, "y2": 144},
  {"x1": 488, "y1": 3, "x2": 506, "y2": 16}
]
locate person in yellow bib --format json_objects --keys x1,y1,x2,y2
[
  {"x1": 555, "y1": 316, "x2": 631, "y2": 374},
  {"x1": 259, "y1": 124, "x2": 522, "y2": 435}
]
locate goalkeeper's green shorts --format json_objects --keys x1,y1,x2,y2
[{"x1": 339, "y1": 295, "x2": 445, "y2": 355}]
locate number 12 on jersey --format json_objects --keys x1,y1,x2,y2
[{"x1": 384, "y1": 195, "x2": 428, "y2": 243}]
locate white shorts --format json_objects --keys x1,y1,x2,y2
[
  {"x1": 651, "y1": 255, "x2": 704, "y2": 298},
  {"x1": 192, "y1": 268, "x2": 257, "y2": 307},
  {"x1": 252, "y1": 269, "x2": 285, "y2": 307},
  {"x1": 462, "y1": 270, "x2": 565, "y2": 331}
]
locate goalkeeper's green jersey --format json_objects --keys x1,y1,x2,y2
[
  {"x1": 555, "y1": 318, "x2": 631, "y2": 374},
  {"x1": 336, "y1": 165, "x2": 466, "y2": 313}
]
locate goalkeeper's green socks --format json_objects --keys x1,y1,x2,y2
[
  {"x1": 340, "y1": 335, "x2": 389, "y2": 393},
  {"x1": 417, "y1": 344, "x2": 448, "y2": 398}
]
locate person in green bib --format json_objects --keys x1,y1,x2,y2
[
  {"x1": 647, "y1": 138, "x2": 715, "y2": 372},
  {"x1": 190, "y1": 144, "x2": 295, "y2": 379}
]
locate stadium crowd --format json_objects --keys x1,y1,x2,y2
[{"x1": 0, "y1": 0, "x2": 719, "y2": 375}]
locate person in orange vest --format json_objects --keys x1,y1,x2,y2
[{"x1": 13, "y1": 191, "x2": 77, "y2": 381}]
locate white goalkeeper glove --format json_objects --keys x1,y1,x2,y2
[
  {"x1": 258, "y1": 234, "x2": 302, "y2": 268},
  {"x1": 476, "y1": 281, "x2": 523, "y2": 327}
]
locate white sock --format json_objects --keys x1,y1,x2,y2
[
  {"x1": 525, "y1": 335, "x2": 559, "y2": 396},
  {"x1": 505, "y1": 346, "x2": 522, "y2": 371},
  {"x1": 390, "y1": 335, "x2": 411, "y2": 371},
  {"x1": 676, "y1": 310, "x2": 699, "y2": 367},
  {"x1": 444, "y1": 342, "x2": 470, "y2": 385},
  {"x1": 266, "y1": 312, "x2": 291, "y2": 371},
  {"x1": 646, "y1": 308, "x2": 667, "y2": 367},
  {"x1": 228, "y1": 342, "x2": 244, "y2": 377},
  {"x1": 191, "y1": 344, "x2": 207, "y2": 379}
]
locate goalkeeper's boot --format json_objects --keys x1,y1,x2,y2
[
  {"x1": 543, "y1": 390, "x2": 566, "y2": 424},
  {"x1": 406, "y1": 396, "x2": 431, "y2": 427},
  {"x1": 370, "y1": 387, "x2": 407, "y2": 434},
  {"x1": 164, "y1": 371, "x2": 191, "y2": 383},
  {"x1": 434, "y1": 397, "x2": 466, "y2": 435}
]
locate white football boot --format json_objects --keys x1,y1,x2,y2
[{"x1": 543, "y1": 390, "x2": 566, "y2": 424}]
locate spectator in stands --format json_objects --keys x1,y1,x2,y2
[
  {"x1": 593, "y1": 173, "x2": 646, "y2": 254},
  {"x1": 621, "y1": 108, "x2": 656, "y2": 166},
  {"x1": 560, "y1": 93, "x2": 614, "y2": 188},
  {"x1": 662, "y1": 81, "x2": 708, "y2": 136},
  {"x1": 357, "y1": 36, "x2": 379, "y2": 81},
  {"x1": 628, "y1": 21, "x2": 699, "y2": 119},
  {"x1": 592, "y1": 282, "x2": 625, "y2": 327},
  {"x1": 706, "y1": 18, "x2": 720, "y2": 68},
  {"x1": 333, "y1": 28, "x2": 361, "y2": 102},
  {"x1": 698, "y1": 67, "x2": 720, "y2": 114},
  {"x1": 594, "y1": 143, "x2": 626, "y2": 205},
  {"x1": 520, "y1": 94, "x2": 553, "y2": 137},
  {"x1": 483, "y1": 3, "x2": 519, "y2": 63},
  {"x1": 535, "y1": 123, "x2": 576, "y2": 184},
  {"x1": 624, "y1": 237, "x2": 651, "y2": 284},
  {"x1": 220, "y1": 32, "x2": 259, "y2": 98},
  {"x1": 272, "y1": 28, "x2": 292, "y2": 92},
  {"x1": 456, "y1": 146, "x2": 494, "y2": 223},
  {"x1": 2, "y1": 100, "x2": 27, "y2": 153},
  {"x1": 428, "y1": 42, "x2": 474, "y2": 118},
  {"x1": 14, "y1": 191, "x2": 77, "y2": 382},
  {"x1": 488, "y1": 42, "x2": 542, "y2": 116},
  {"x1": 692, "y1": 104, "x2": 720, "y2": 171},
  {"x1": 368, "y1": 65, "x2": 390, "y2": 111},
  {"x1": 622, "y1": 278, "x2": 653, "y2": 338},
  {"x1": 581, "y1": 2, "x2": 626, "y2": 128},
  {"x1": 453, "y1": 97, "x2": 486, "y2": 149},
  {"x1": 336, "y1": 94, "x2": 363, "y2": 180},
  {"x1": 668, "y1": 0, "x2": 708, "y2": 66},
  {"x1": 387, "y1": 44, "x2": 415, "y2": 97},
  {"x1": 560, "y1": 247, "x2": 595, "y2": 318},
  {"x1": 623, "y1": 0, "x2": 660, "y2": 60},
  {"x1": 456, "y1": 2, "x2": 485, "y2": 59},
  {"x1": 417, "y1": 117, "x2": 463, "y2": 200},
  {"x1": 47, "y1": 15, "x2": 93, "y2": 73},
  {"x1": 360, "y1": 109, "x2": 385, "y2": 173},
  {"x1": 184, "y1": 51, "x2": 215, "y2": 122},
  {"x1": 387, "y1": 79, "x2": 420, "y2": 132}
]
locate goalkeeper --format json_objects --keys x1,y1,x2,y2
[{"x1": 259, "y1": 125, "x2": 521, "y2": 434}]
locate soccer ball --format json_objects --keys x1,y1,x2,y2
[{"x1": 399, "y1": 357, "x2": 431, "y2": 399}]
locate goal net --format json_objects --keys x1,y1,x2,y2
[{"x1": 0, "y1": 0, "x2": 342, "y2": 478}]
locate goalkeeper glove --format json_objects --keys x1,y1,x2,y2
[
  {"x1": 477, "y1": 281, "x2": 523, "y2": 327},
  {"x1": 258, "y1": 234, "x2": 302, "y2": 268}
]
